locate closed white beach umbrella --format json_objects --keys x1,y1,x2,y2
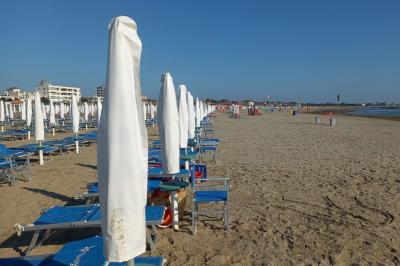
[
  {"x1": 5, "y1": 103, "x2": 9, "y2": 118},
  {"x1": 49, "y1": 100, "x2": 56, "y2": 125},
  {"x1": 186, "y1": 91, "x2": 195, "y2": 139},
  {"x1": 34, "y1": 92, "x2": 45, "y2": 141},
  {"x1": 49, "y1": 100, "x2": 56, "y2": 135},
  {"x1": 71, "y1": 95, "x2": 80, "y2": 153},
  {"x1": 9, "y1": 103, "x2": 14, "y2": 120},
  {"x1": 178, "y1": 85, "x2": 188, "y2": 149},
  {"x1": 84, "y1": 102, "x2": 89, "y2": 122},
  {"x1": 26, "y1": 98, "x2": 32, "y2": 128},
  {"x1": 21, "y1": 101, "x2": 26, "y2": 121},
  {"x1": 34, "y1": 92, "x2": 45, "y2": 165},
  {"x1": 143, "y1": 101, "x2": 147, "y2": 121},
  {"x1": 195, "y1": 97, "x2": 201, "y2": 127},
  {"x1": 0, "y1": 101, "x2": 4, "y2": 132},
  {"x1": 0, "y1": 101, "x2": 4, "y2": 123},
  {"x1": 60, "y1": 103, "x2": 65, "y2": 119},
  {"x1": 41, "y1": 103, "x2": 46, "y2": 121},
  {"x1": 98, "y1": 16, "x2": 148, "y2": 263},
  {"x1": 97, "y1": 97, "x2": 102, "y2": 122},
  {"x1": 149, "y1": 103, "x2": 155, "y2": 119},
  {"x1": 72, "y1": 95, "x2": 79, "y2": 134},
  {"x1": 157, "y1": 73, "x2": 180, "y2": 174}
]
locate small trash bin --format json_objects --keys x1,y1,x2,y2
[
  {"x1": 315, "y1": 116, "x2": 320, "y2": 124},
  {"x1": 330, "y1": 118, "x2": 337, "y2": 126}
]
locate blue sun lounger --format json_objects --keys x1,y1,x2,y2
[
  {"x1": 15, "y1": 204, "x2": 165, "y2": 255},
  {"x1": 0, "y1": 145, "x2": 32, "y2": 186},
  {"x1": 0, "y1": 235, "x2": 165, "y2": 266}
]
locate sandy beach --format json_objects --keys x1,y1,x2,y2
[{"x1": 0, "y1": 111, "x2": 400, "y2": 265}]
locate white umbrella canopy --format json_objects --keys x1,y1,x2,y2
[
  {"x1": 26, "y1": 98, "x2": 32, "y2": 128},
  {"x1": 178, "y1": 85, "x2": 188, "y2": 148},
  {"x1": 195, "y1": 97, "x2": 201, "y2": 127},
  {"x1": 21, "y1": 101, "x2": 26, "y2": 121},
  {"x1": 143, "y1": 101, "x2": 147, "y2": 121},
  {"x1": 186, "y1": 91, "x2": 195, "y2": 139},
  {"x1": 149, "y1": 103, "x2": 155, "y2": 119},
  {"x1": 0, "y1": 101, "x2": 4, "y2": 122},
  {"x1": 71, "y1": 95, "x2": 79, "y2": 134},
  {"x1": 97, "y1": 97, "x2": 102, "y2": 122},
  {"x1": 157, "y1": 73, "x2": 180, "y2": 174},
  {"x1": 9, "y1": 103, "x2": 14, "y2": 120},
  {"x1": 84, "y1": 102, "x2": 89, "y2": 122},
  {"x1": 98, "y1": 16, "x2": 148, "y2": 263},
  {"x1": 34, "y1": 92, "x2": 45, "y2": 141},
  {"x1": 60, "y1": 103, "x2": 65, "y2": 119},
  {"x1": 49, "y1": 100, "x2": 56, "y2": 125}
]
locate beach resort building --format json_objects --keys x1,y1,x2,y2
[
  {"x1": 0, "y1": 87, "x2": 29, "y2": 100},
  {"x1": 38, "y1": 79, "x2": 81, "y2": 103},
  {"x1": 97, "y1": 85, "x2": 105, "y2": 98}
]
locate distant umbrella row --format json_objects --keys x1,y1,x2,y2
[{"x1": 0, "y1": 96, "x2": 102, "y2": 126}]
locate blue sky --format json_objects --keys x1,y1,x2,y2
[{"x1": 0, "y1": 0, "x2": 399, "y2": 103}]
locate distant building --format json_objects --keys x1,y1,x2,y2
[
  {"x1": 97, "y1": 85, "x2": 105, "y2": 98},
  {"x1": 0, "y1": 87, "x2": 29, "y2": 100},
  {"x1": 38, "y1": 80, "x2": 80, "y2": 102}
]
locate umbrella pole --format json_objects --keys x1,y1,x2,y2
[
  {"x1": 27, "y1": 130, "x2": 31, "y2": 140},
  {"x1": 52, "y1": 127, "x2": 55, "y2": 136},
  {"x1": 39, "y1": 141, "x2": 44, "y2": 166},
  {"x1": 75, "y1": 133, "x2": 79, "y2": 154},
  {"x1": 171, "y1": 190, "x2": 179, "y2": 230},
  {"x1": 85, "y1": 123, "x2": 88, "y2": 131},
  {"x1": 126, "y1": 259, "x2": 135, "y2": 266}
]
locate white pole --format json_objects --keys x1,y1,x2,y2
[
  {"x1": 171, "y1": 191, "x2": 179, "y2": 230},
  {"x1": 52, "y1": 127, "x2": 55, "y2": 136},
  {"x1": 39, "y1": 141, "x2": 44, "y2": 165},
  {"x1": 85, "y1": 123, "x2": 88, "y2": 131},
  {"x1": 1, "y1": 125, "x2": 3, "y2": 132},
  {"x1": 184, "y1": 160, "x2": 189, "y2": 170},
  {"x1": 75, "y1": 140, "x2": 79, "y2": 154},
  {"x1": 27, "y1": 131, "x2": 31, "y2": 140}
]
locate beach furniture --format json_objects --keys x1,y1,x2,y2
[
  {"x1": 0, "y1": 235, "x2": 165, "y2": 265},
  {"x1": 78, "y1": 180, "x2": 163, "y2": 204},
  {"x1": 15, "y1": 144, "x2": 58, "y2": 161},
  {"x1": 191, "y1": 165, "x2": 229, "y2": 235},
  {"x1": 14, "y1": 205, "x2": 165, "y2": 255},
  {"x1": 199, "y1": 140, "x2": 218, "y2": 162},
  {"x1": 0, "y1": 145, "x2": 32, "y2": 185}
]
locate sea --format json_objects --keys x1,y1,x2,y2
[{"x1": 347, "y1": 108, "x2": 400, "y2": 118}]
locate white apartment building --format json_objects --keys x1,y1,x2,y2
[
  {"x1": 38, "y1": 80, "x2": 81, "y2": 102},
  {"x1": 0, "y1": 87, "x2": 29, "y2": 100}
]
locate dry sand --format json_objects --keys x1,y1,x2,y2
[{"x1": 0, "y1": 112, "x2": 400, "y2": 265}]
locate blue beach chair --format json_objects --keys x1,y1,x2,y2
[
  {"x1": 15, "y1": 204, "x2": 165, "y2": 255},
  {"x1": 191, "y1": 165, "x2": 229, "y2": 235},
  {"x1": 0, "y1": 145, "x2": 32, "y2": 186},
  {"x1": 0, "y1": 235, "x2": 165, "y2": 265}
]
